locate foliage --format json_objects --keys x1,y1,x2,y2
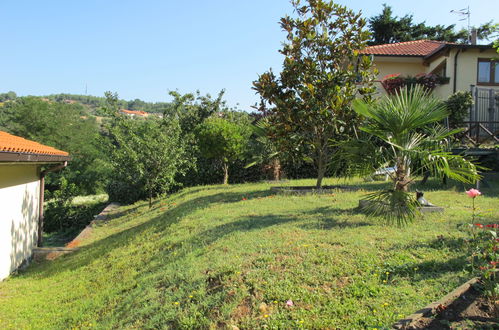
[
  {"x1": 461, "y1": 191, "x2": 498, "y2": 299},
  {"x1": 44, "y1": 178, "x2": 105, "y2": 233},
  {"x1": 106, "y1": 115, "x2": 188, "y2": 206},
  {"x1": 340, "y1": 86, "x2": 479, "y2": 224},
  {"x1": 103, "y1": 92, "x2": 189, "y2": 206},
  {"x1": 381, "y1": 73, "x2": 445, "y2": 95},
  {"x1": 254, "y1": 0, "x2": 376, "y2": 188},
  {"x1": 2, "y1": 177, "x2": 499, "y2": 328},
  {"x1": 196, "y1": 116, "x2": 252, "y2": 184},
  {"x1": 0, "y1": 96, "x2": 110, "y2": 194},
  {"x1": 245, "y1": 118, "x2": 283, "y2": 181},
  {"x1": 45, "y1": 93, "x2": 171, "y2": 114},
  {"x1": 444, "y1": 91, "x2": 474, "y2": 128},
  {"x1": 369, "y1": 4, "x2": 496, "y2": 45}
]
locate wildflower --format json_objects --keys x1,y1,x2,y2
[
  {"x1": 242, "y1": 197, "x2": 247, "y2": 201},
  {"x1": 286, "y1": 300, "x2": 294, "y2": 307},
  {"x1": 466, "y1": 189, "x2": 481, "y2": 198},
  {"x1": 299, "y1": 320, "x2": 304, "y2": 324},
  {"x1": 174, "y1": 302, "x2": 180, "y2": 305},
  {"x1": 383, "y1": 302, "x2": 389, "y2": 307},
  {"x1": 475, "y1": 223, "x2": 484, "y2": 228},
  {"x1": 373, "y1": 273, "x2": 378, "y2": 277},
  {"x1": 189, "y1": 295, "x2": 193, "y2": 298},
  {"x1": 383, "y1": 280, "x2": 387, "y2": 283},
  {"x1": 264, "y1": 314, "x2": 269, "y2": 318},
  {"x1": 385, "y1": 271, "x2": 390, "y2": 275}
]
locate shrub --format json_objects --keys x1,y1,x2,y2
[{"x1": 444, "y1": 91, "x2": 473, "y2": 128}]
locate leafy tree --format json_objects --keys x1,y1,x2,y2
[
  {"x1": 341, "y1": 86, "x2": 479, "y2": 225},
  {"x1": 253, "y1": 0, "x2": 376, "y2": 188},
  {"x1": 0, "y1": 91, "x2": 17, "y2": 102},
  {"x1": 196, "y1": 116, "x2": 251, "y2": 184},
  {"x1": 0, "y1": 96, "x2": 108, "y2": 194},
  {"x1": 106, "y1": 114, "x2": 188, "y2": 207},
  {"x1": 369, "y1": 4, "x2": 496, "y2": 45}
]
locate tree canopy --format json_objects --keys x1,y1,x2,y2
[
  {"x1": 254, "y1": 0, "x2": 376, "y2": 188},
  {"x1": 368, "y1": 4, "x2": 496, "y2": 45}
]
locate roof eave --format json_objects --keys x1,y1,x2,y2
[{"x1": 0, "y1": 152, "x2": 71, "y2": 163}]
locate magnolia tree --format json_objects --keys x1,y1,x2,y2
[{"x1": 253, "y1": 0, "x2": 376, "y2": 188}]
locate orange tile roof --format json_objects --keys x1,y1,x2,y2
[
  {"x1": 120, "y1": 109, "x2": 149, "y2": 116},
  {"x1": 360, "y1": 40, "x2": 450, "y2": 57},
  {"x1": 0, "y1": 131, "x2": 69, "y2": 156}
]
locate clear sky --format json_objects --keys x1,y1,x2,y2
[{"x1": 1, "y1": 0, "x2": 497, "y2": 110}]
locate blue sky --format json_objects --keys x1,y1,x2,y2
[{"x1": 1, "y1": 0, "x2": 497, "y2": 110}]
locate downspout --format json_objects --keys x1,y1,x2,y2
[
  {"x1": 453, "y1": 48, "x2": 461, "y2": 93},
  {"x1": 37, "y1": 161, "x2": 67, "y2": 247}
]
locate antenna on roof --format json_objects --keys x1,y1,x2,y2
[{"x1": 450, "y1": 6, "x2": 470, "y2": 44}]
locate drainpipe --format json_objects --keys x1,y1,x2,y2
[
  {"x1": 453, "y1": 49, "x2": 461, "y2": 93},
  {"x1": 37, "y1": 161, "x2": 67, "y2": 247}
]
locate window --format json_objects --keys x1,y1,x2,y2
[{"x1": 477, "y1": 58, "x2": 499, "y2": 85}]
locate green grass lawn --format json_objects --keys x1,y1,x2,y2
[{"x1": 0, "y1": 177, "x2": 497, "y2": 329}]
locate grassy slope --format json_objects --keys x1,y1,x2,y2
[{"x1": 0, "y1": 178, "x2": 498, "y2": 329}]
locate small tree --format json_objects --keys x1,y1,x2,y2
[
  {"x1": 105, "y1": 96, "x2": 188, "y2": 207},
  {"x1": 196, "y1": 117, "x2": 251, "y2": 184},
  {"x1": 253, "y1": 0, "x2": 376, "y2": 188}
]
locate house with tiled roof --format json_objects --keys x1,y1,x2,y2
[
  {"x1": 360, "y1": 40, "x2": 498, "y2": 99},
  {"x1": 120, "y1": 109, "x2": 149, "y2": 118},
  {"x1": 0, "y1": 131, "x2": 70, "y2": 280}
]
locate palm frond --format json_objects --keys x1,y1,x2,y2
[{"x1": 360, "y1": 190, "x2": 420, "y2": 226}]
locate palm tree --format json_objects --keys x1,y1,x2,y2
[{"x1": 344, "y1": 85, "x2": 479, "y2": 225}]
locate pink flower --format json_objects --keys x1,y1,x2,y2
[
  {"x1": 466, "y1": 189, "x2": 481, "y2": 198},
  {"x1": 286, "y1": 300, "x2": 293, "y2": 307}
]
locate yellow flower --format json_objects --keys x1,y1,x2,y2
[
  {"x1": 273, "y1": 301, "x2": 278, "y2": 304},
  {"x1": 174, "y1": 302, "x2": 180, "y2": 305},
  {"x1": 264, "y1": 314, "x2": 269, "y2": 318},
  {"x1": 383, "y1": 280, "x2": 387, "y2": 283},
  {"x1": 383, "y1": 302, "x2": 389, "y2": 307},
  {"x1": 299, "y1": 320, "x2": 304, "y2": 324},
  {"x1": 189, "y1": 295, "x2": 193, "y2": 298},
  {"x1": 373, "y1": 273, "x2": 378, "y2": 277},
  {"x1": 385, "y1": 272, "x2": 390, "y2": 275}
]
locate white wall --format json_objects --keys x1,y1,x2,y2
[{"x1": 0, "y1": 165, "x2": 40, "y2": 281}]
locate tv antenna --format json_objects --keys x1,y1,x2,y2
[{"x1": 450, "y1": 6, "x2": 470, "y2": 43}]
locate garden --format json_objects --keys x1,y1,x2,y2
[
  {"x1": 0, "y1": 0, "x2": 497, "y2": 328},
  {"x1": 0, "y1": 177, "x2": 497, "y2": 328}
]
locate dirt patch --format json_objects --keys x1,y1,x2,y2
[{"x1": 408, "y1": 285, "x2": 498, "y2": 329}]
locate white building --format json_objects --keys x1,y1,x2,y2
[{"x1": 0, "y1": 131, "x2": 70, "y2": 280}]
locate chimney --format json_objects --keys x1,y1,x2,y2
[{"x1": 470, "y1": 29, "x2": 477, "y2": 45}]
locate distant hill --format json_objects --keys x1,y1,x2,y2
[{"x1": 0, "y1": 91, "x2": 171, "y2": 114}]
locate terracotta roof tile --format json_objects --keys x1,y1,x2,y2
[
  {"x1": 120, "y1": 109, "x2": 149, "y2": 116},
  {"x1": 360, "y1": 40, "x2": 451, "y2": 57},
  {"x1": 0, "y1": 131, "x2": 69, "y2": 156}
]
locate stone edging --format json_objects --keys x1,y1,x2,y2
[
  {"x1": 392, "y1": 277, "x2": 480, "y2": 329},
  {"x1": 270, "y1": 186, "x2": 359, "y2": 194}
]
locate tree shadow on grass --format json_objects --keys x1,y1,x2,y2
[
  {"x1": 298, "y1": 206, "x2": 371, "y2": 229},
  {"x1": 19, "y1": 188, "x2": 277, "y2": 279}
]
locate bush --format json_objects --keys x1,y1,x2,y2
[
  {"x1": 44, "y1": 179, "x2": 105, "y2": 233},
  {"x1": 381, "y1": 73, "x2": 440, "y2": 95},
  {"x1": 444, "y1": 91, "x2": 473, "y2": 128}
]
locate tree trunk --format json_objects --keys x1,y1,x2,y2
[
  {"x1": 223, "y1": 162, "x2": 229, "y2": 185},
  {"x1": 316, "y1": 152, "x2": 326, "y2": 189},
  {"x1": 272, "y1": 158, "x2": 281, "y2": 181},
  {"x1": 149, "y1": 189, "x2": 153, "y2": 209},
  {"x1": 394, "y1": 159, "x2": 409, "y2": 192}
]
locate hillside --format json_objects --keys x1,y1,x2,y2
[{"x1": 0, "y1": 178, "x2": 497, "y2": 328}]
